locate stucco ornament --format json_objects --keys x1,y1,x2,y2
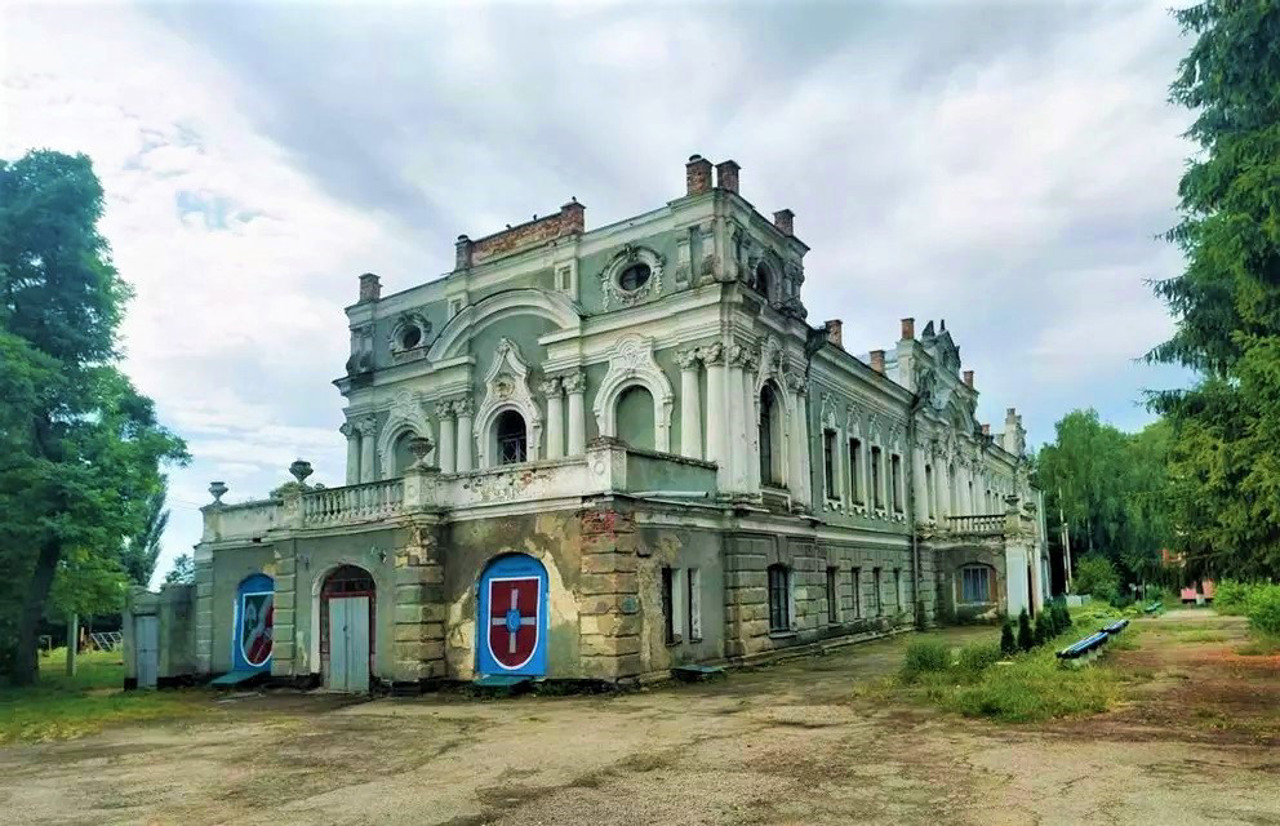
[
  {"x1": 600, "y1": 244, "x2": 664, "y2": 310},
  {"x1": 475, "y1": 338, "x2": 542, "y2": 467},
  {"x1": 388, "y1": 311, "x2": 432, "y2": 360},
  {"x1": 593, "y1": 334, "x2": 675, "y2": 452}
]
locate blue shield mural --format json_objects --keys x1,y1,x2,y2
[
  {"x1": 476, "y1": 555, "x2": 548, "y2": 677},
  {"x1": 233, "y1": 573, "x2": 274, "y2": 672}
]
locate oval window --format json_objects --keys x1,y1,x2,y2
[
  {"x1": 618, "y1": 263, "x2": 651, "y2": 292},
  {"x1": 400, "y1": 325, "x2": 422, "y2": 349}
]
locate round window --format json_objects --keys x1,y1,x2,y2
[
  {"x1": 618, "y1": 263, "x2": 651, "y2": 292},
  {"x1": 400, "y1": 325, "x2": 422, "y2": 350}
]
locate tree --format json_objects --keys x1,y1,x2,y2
[
  {"x1": 1074, "y1": 556, "x2": 1120, "y2": 604},
  {"x1": 1000, "y1": 618, "x2": 1017, "y2": 656},
  {"x1": 1147, "y1": 1, "x2": 1280, "y2": 578},
  {"x1": 1016, "y1": 609, "x2": 1034, "y2": 652},
  {"x1": 120, "y1": 482, "x2": 171, "y2": 587},
  {"x1": 165, "y1": 554, "x2": 195, "y2": 586},
  {"x1": 0, "y1": 150, "x2": 187, "y2": 684}
]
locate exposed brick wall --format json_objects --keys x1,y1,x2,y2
[
  {"x1": 461, "y1": 200, "x2": 586, "y2": 268},
  {"x1": 686, "y1": 154, "x2": 712, "y2": 196}
]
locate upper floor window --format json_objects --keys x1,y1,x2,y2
[
  {"x1": 925, "y1": 464, "x2": 935, "y2": 519},
  {"x1": 618, "y1": 263, "x2": 651, "y2": 292},
  {"x1": 755, "y1": 262, "x2": 772, "y2": 299},
  {"x1": 871, "y1": 446, "x2": 883, "y2": 510},
  {"x1": 759, "y1": 384, "x2": 782, "y2": 486},
  {"x1": 891, "y1": 454, "x2": 903, "y2": 513},
  {"x1": 495, "y1": 409, "x2": 527, "y2": 465},
  {"x1": 848, "y1": 438, "x2": 863, "y2": 503},
  {"x1": 823, "y1": 429, "x2": 838, "y2": 499}
]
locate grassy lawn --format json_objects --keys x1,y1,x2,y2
[
  {"x1": 0, "y1": 648, "x2": 210, "y2": 745},
  {"x1": 888, "y1": 605, "x2": 1136, "y2": 723}
]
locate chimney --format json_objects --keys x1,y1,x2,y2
[
  {"x1": 869, "y1": 349, "x2": 886, "y2": 375},
  {"x1": 455, "y1": 234, "x2": 473, "y2": 270},
  {"x1": 685, "y1": 154, "x2": 712, "y2": 196},
  {"x1": 963, "y1": 370, "x2": 974, "y2": 388},
  {"x1": 715, "y1": 160, "x2": 740, "y2": 194},
  {"x1": 773, "y1": 209, "x2": 794, "y2": 237},
  {"x1": 981, "y1": 423, "x2": 991, "y2": 436},
  {"x1": 559, "y1": 198, "x2": 585, "y2": 234},
  {"x1": 358, "y1": 272, "x2": 381, "y2": 304},
  {"x1": 900, "y1": 317, "x2": 915, "y2": 340},
  {"x1": 823, "y1": 319, "x2": 843, "y2": 348}
]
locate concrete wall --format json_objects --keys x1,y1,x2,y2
[{"x1": 123, "y1": 584, "x2": 196, "y2": 688}]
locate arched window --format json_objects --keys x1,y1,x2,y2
[
  {"x1": 755, "y1": 262, "x2": 771, "y2": 299},
  {"x1": 759, "y1": 384, "x2": 781, "y2": 486},
  {"x1": 392, "y1": 431, "x2": 417, "y2": 476},
  {"x1": 767, "y1": 564, "x2": 792, "y2": 632},
  {"x1": 495, "y1": 410, "x2": 527, "y2": 465},
  {"x1": 615, "y1": 384, "x2": 655, "y2": 451}
]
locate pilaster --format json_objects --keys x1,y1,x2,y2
[
  {"x1": 577, "y1": 506, "x2": 643, "y2": 681},
  {"x1": 391, "y1": 517, "x2": 447, "y2": 682}
]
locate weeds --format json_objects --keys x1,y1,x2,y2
[{"x1": 901, "y1": 640, "x2": 951, "y2": 682}]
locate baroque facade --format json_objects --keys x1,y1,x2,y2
[{"x1": 189, "y1": 155, "x2": 1048, "y2": 691}]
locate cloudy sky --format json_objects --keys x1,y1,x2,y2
[{"x1": 2, "y1": 0, "x2": 1194, "y2": 584}]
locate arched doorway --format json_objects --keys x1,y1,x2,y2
[
  {"x1": 321, "y1": 565, "x2": 375, "y2": 692},
  {"x1": 233, "y1": 573, "x2": 274, "y2": 672},
  {"x1": 476, "y1": 554, "x2": 549, "y2": 677},
  {"x1": 615, "y1": 384, "x2": 656, "y2": 450}
]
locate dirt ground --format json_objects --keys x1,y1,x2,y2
[{"x1": 3, "y1": 610, "x2": 1278, "y2": 826}]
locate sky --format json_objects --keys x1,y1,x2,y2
[{"x1": 1, "y1": 0, "x2": 1195, "y2": 586}]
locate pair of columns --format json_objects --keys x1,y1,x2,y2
[
  {"x1": 539, "y1": 372, "x2": 586, "y2": 459},
  {"x1": 433, "y1": 397, "x2": 475, "y2": 474},
  {"x1": 340, "y1": 416, "x2": 378, "y2": 485}
]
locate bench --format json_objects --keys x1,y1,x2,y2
[
  {"x1": 1056, "y1": 631, "x2": 1110, "y2": 666},
  {"x1": 1142, "y1": 601, "x2": 1163, "y2": 614},
  {"x1": 1101, "y1": 619, "x2": 1129, "y2": 635}
]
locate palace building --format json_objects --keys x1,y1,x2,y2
[{"x1": 127, "y1": 155, "x2": 1049, "y2": 692}]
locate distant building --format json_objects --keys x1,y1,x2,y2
[{"x1": 180, "y1": 156, "x2": 1047, "y2": 691}]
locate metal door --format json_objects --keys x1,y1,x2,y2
[
  {"x1": 326, "y1": 596, "x2": 370, "y2": 692},
  {"x1": 135, "y1": 615, "x2": 159, "y2": 689}
]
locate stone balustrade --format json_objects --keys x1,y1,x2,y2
[
  {"x1": 302, "y1": 478, "x2": 404, "y2": 526},
  {"x1": 943, "y1": 513, "x2": 1007, "y2": 536}
]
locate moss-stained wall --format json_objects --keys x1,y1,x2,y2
[{"x1": 208, "y1": 544, "x2": 278, "y2": 674}]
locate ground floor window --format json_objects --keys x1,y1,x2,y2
[
  {"x1": 851, "y1": 567, "x2": 862, "y2": 618},
  {"x1": 961, "y1": 566, "x2": 993, "y2": 603},
  {"x1": 768, "y1": 564, "x2": 791, "y2": 632},
  {"x1": 872, "y1": 567, "x2": 883, "y2": 615},
  {"x1": 894, "y1": 568, "x2": 903, "y2": 613},
  {"x1": 826, "y1": 567, "x2": 839, "y2": 623}
]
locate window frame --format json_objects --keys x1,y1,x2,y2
[
  {"x1": 823, "y1": 429, "x2": 838, "y2": 500},
  {"x1": 767, "y1": 564, "x2": 792, "y2": 633},
  {"x1": 826, "y1": 567, "x2": 840, "y2": 624},
  {"x1": 961, "y1": 565, "x2": 993, "y2": 604}
]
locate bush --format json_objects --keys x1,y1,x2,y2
[
  {"x1": 1017, "y1": 609, "x2": 1034, "y2": 652},
  {"x1": 1074, "y1": 555, "x2": 1120, "y2": 603},
  {"x1": 1213, "y1": 579, "x2": 1251, "y2": 614},
  {"x1": 1248, "y1": 585, "x2": 1280, "y2": 635},
  {"x1": 1000, "y1": 619, "x2": 1017, "y2": 655},
  {"x1": 901, "y1": 640, "x2": 951, "y2": 681},
  {"x1": 944, "y1": 648, "x2": 1119, "y2": 722},
  {"x1": 1033, "y1": 612, "x2": 1053, "y2": 645},
  {"x1": 1055, "y1": 600, "x2": 1073, "y2": 631},
  {"x1": 958, "y1": 642, "x2": 1003, "y2": 673}
]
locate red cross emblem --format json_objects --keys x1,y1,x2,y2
[{"x1": 487, "y1": 577, "x2": 539, "y2": 670}]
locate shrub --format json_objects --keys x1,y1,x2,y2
[
  {"x1": 1247, "y1": 585, "x2": 1280, "y2": 635},
  {"x1": 1000, "y1": 619, "x2": 1017, "y2": 656},
  {"x1": 1213, "y1": 579, "x2": 1251, "y2": 614},
  {"x1": 945, "y1": 648, "x2": 1119, "y2": 722},
  {"x1": 1055, "y1": 600, "x2": 1073, "y2": 631},
  {"x1": 958, "y1": 642, "x2": 1003, "y2": 673},
  {"x1": 1017, "y1": 609, "x2": 1034, "y2": 652},
  {"x1": 1033, "y1": 612, "x2": 1053, "y2": 645},
  {"x1": 901, "y1": 640, "x2": 951, "y2": 681},
  {"x1": 1074, "y1": 555, "x2": 1120, "y2": 603}
]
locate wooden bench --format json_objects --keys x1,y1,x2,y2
[{"x1": 1056, "y1": 631, "x2": 1110, "y2": 666}]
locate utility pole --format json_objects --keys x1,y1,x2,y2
[
  {"x1": 66, "y1": 613, "x2": 78, "y2": 677},
  {"x1": 1058, "y1": 486, "x2": 1073, "y2": 593}
]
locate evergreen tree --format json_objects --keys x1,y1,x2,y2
[
  {"x1": 120, "y1": 482, "x2": 171, "y2": 587},
  {"x1": 1147, "y1": 0, "x2": 1280, "y2": 578},
  {"x1": 1000, "y1": 618, "x2": 1017, "y2": 656},
  {"x1": 1016, "y1": 609, "x2": 1034, "y2": 652},
  {"x1": 0, "y1": 150, "x2": 187, "y2": 684},
  {"x1": 164, "y1": 554, "x2": 195, "y2": 586}
]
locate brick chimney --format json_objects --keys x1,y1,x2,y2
[
  {"x1": 358, "y1": 272, "x2": 381, "y2": 303},
  {"x1": 454, "y1": 235, "x2": 473, "y2": 270},
  {"x1": 981, "y1": 423, "x2": 991, "y2": 436},
  {"x1": 559, "y1": 198, "x2": 585, "y2": 234},
  {"x1": 773, "y1": 209, "x2": 794, "y2": 237},
  {"x1": 900, "y1": 317, "x2": 915, "y2": 340},
  {"x1": 869, "y1": 349, "x2": 886, "y2": 375},
  {"x1": 823, "y1": 319, "x2": 843, "y2": 348},
  {"x1": 715, "y1": 160, "x2": 740, "y2": 194},
  {"x1": 963, "y1": 370, "x2": 974, "y2": 388},
  {"x1": 686, "y1": 154, "x2": 712, "y2": 196}
]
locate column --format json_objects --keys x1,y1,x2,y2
[
  {"x1": 786, "y1": 375, "x2": 808, "y2": 506},
  {"x1": 340, "y1": 422, "x2": 360, "y2": 485},
  {"x1": 543, "y1": 378, "x2": 565, "y2": 460},
  {"x1": 677, "y1": 349, "x2": 703, "y2": 460},
  {"x1": 727, "y1": 345, "x2": 749, "y2": 492},
  {"x1": 435, "y1": 401, "x2": 456, "y2": 473},
  {"x1": 741, "y1": 352, "x2": 759, "y2": 492},
  {"x1": 704, "y1": 344, "x2": 728, "y2": 489},
  {"x1": 564, "y1": 371, "x2": 586, "y2": 456},
  {"x1": 358, "y1": 416, "x2": 377, "y2": 483},
  {"x1": 455, "y1": 398, "x2": 474, "y2": 472}
]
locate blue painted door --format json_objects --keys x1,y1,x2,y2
[
  {"x1": 232, "y1": 573, "x2": 274, "y2": 672},
  {"x1": 476, "y1": 555, "x2": 549, "y2": 677}
]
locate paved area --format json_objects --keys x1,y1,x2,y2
[{"x1": 2, "y1": 613, "x2": 1278, "y2": 825}]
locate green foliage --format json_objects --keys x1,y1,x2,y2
[
  {"x1": 1074, "y1": 556, "x2": 1120, "y2": 603},
  {"x1": 0, "y1": 150, "x2": 188, "y2": 684},
  {"x1": 900, "y1": 640, "x2": 951, "y2": 682},
  {"x1": 942, "y1": 647, "x2": 1120, "y2": 723},
  {"x1": 1213, "y1": 579, "x2": 1252, "y2": 614},
  {"x1": 1246, "y1": 585, "x2": 1280, "y2": 635},
  {"x1": 1016, "y1": 609, "x2": 1033, "y2": 652},
  {"x1": 1051, "y1": 600, "x2": 1073, "y2": 636},
  {"x1": 164, "y1": 554, "x2": 195, "y2": 586},
  {"x1": 1033, "y1": 612, "x2": 1052, "y2": 646},
  {"x1": 119, "y1": 482, "x2": 170, "y2": 587},
  {"x1": 957, "y1": 642, "x2": 1003, "y2": 674},
  {"x1": 0, "y1": 648, "x2": 207, "y2": 743},
  {"x1": 1000, "y1": 619, "x2": 1017, "y2": 656},
  {"x1": 1033, "y1": 411, "x2": 1171, "y2": 582},
  {"x1": 1147, "y1": 0, "x2": 1280, "y2": 579}
]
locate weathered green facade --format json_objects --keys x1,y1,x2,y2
[{"x1": 182, "y1": 155, "x2": 1047, "y2": 691}]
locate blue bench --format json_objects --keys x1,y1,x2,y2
[
  {"x1": 1143, "y1": 601, "x2": 1163, "y2": 614},
  {"x1": 1101, "y1": 619, "x2": 1129, "y2": 635},
  {"x1": 1056, "y1": 631, "x2": 1110, "y2": 664}
]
